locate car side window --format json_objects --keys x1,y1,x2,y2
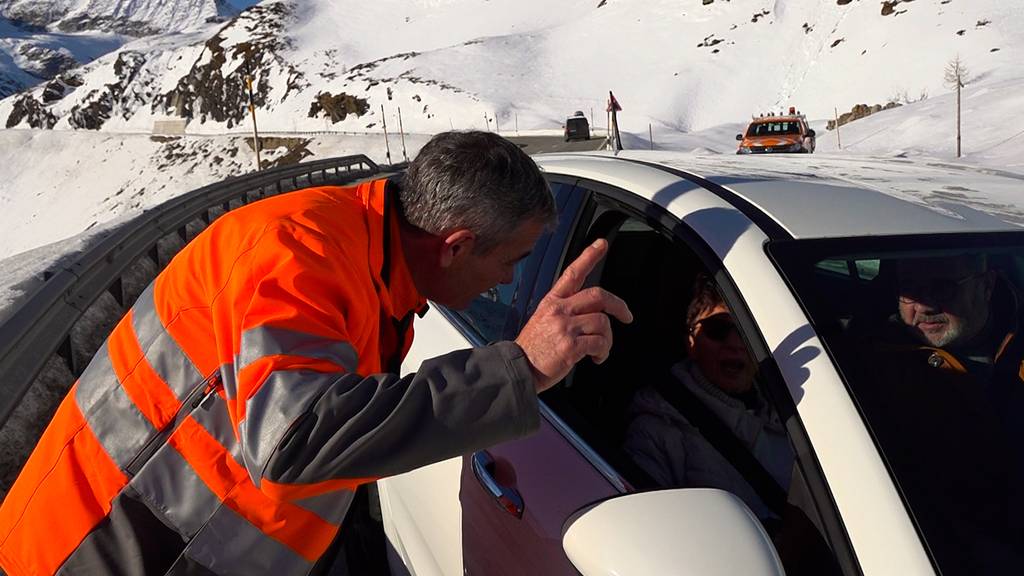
[
  {"x1": 541, "y1": 195, "x2": 843, "y2": 576},
  {"x1": 455, "y1": 182, "x2": 572, "y2": 343},
  {"x1": 456, "y1": 261, "x2": 527, "y2": 343}
]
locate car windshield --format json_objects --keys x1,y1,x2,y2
[
  {"x1": 746, "y1": 121, "x2": 801, "y2": 136},
  {"x1": 769, "y1": 233, "x2": 1024, "y2": 574}
]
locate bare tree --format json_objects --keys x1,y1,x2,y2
[{"x1": 944, "y1": 54, "x2": 970, "y2": 158}]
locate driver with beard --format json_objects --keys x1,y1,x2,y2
[
  {"x1": 853, "y1": 253, "x2": 1024, "y2": 573},
  {"x1": 623, "y1": 274, "x2": 793, "y2": 522}
]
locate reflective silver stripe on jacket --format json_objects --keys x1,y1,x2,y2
[
  {"x1": 220, "y1": 361, "x2": 239, "y2": 401},
  {"x1": 295, "y1": 488, "x2": 356, "y2": 525},
  {"x1": 132, "y1": 392, "x2": 345, "y2": 533},
  {"x1": 192, "y1": 392, "x2": 244, "y2": 465},
  {"x1": 238, "y1": 325, "x2": 358, "y2": 376},
  {"x1": 294, "y1": 485, "x2": 358, "y2": 522},
  {"x1": 131, "y1": 283, "x2": 203, "y2": 398},
  {"x1": 75, "y1": 344, "x2": 156, "y2": 469},
  {"x1": 238, "y1": 370, "x2": 342, "y2": 484},
  {"x1": 180, "y1": 504, "x2": 313, "y2": 576},
  {"x1": 75, "y1": 282, "x2": 207, "y2": 471},
  {"x1": 130, "y1": 444, "x2": 222, "y2": 539}
]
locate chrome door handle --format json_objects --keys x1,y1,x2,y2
[{"x1": 471, "y1": 450, "x2": 524, "y2": 518}]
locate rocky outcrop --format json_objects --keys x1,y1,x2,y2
[
  {"x1": 881, "y1": 0, "x2": 914, "y2": 16},
  {"x1": 38, "y1": 73, "x2": 80, "y2": 103},
  {"x1": 827, "y1": 101, "x2": 902, "y2": 130},
  {"x1": 158, "y1": 2, "x2": 305, "y2": 128},
  {"x1": 307, "y1": 92, "x2": 369, "y2": 123},
  {"x1": 16, "y1": 43, "x2": 78, "y2": 79},
  {"x1": 5, "y1": 93, "x2": 56, "y2": 128},
  {"x1": 55, "y1": 14, "x2": 161, "y2": 37},
  {"x1": 67, "y1": 51, "x2": 145, "y2": 129}
]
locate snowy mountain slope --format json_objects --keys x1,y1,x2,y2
[
  {"x1": 0, "y1": 16, "x2": 127, "y2": 98},
  {"x1": 1, "y1": 0, "x2": 1020, "y2": 137},
  {"x1": 814, "y1": 74, "x2": 1024, "y2": 171},
  {"x1": 0, "y1": 0, "x2": 237, "y2": 35},
  {"x1": 0, "y1": 128, "x2": 427, "y2": 260},
  {"x1": 0, "y1": 0, "x2": 248, "y2": 98}
]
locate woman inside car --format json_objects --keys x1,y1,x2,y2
[{"x1": 623, "y1": 273, "x2": 793, "y2": 521}]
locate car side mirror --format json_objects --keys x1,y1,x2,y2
[
  {"x1": 807, "y1": 129, "x2": 816, "y2": 137},
  {"x1": 735, "y1": 134, "x2": 743, "y2": 141},
  {"x1": 563, "y1": 489, "x2": 784, "y2": 576}
]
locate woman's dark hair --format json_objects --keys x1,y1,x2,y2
[{"x1": 686, "y1": 273, "x2": 726, "y2": 332}]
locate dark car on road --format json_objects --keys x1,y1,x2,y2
[{"x1": 564, "y1": 113, "x2": 590, "y2": 142}]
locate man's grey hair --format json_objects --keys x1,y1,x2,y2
[{"x1": 399, "y1": 131, "x2": 557, "y2": 253}]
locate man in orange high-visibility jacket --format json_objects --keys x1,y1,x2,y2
[{"x1": 0, "y1": 131, "x2": 632, "y2": 575}]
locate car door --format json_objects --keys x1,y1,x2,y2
[{"x1": 456, "y1": 178, "x2": 629, "y2": 575}]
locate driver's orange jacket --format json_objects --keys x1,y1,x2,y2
[{"x1": 0, "y1": 179, "x2": 539, "y2": 575}]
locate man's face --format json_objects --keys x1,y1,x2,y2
[
  {"x1": 434, "y1": 218, "x2": 547, "y2": 310},
  {"x1": 687, "y1": 303, "x2": 757, "y2": 395},
  {"x1": 896, "y1": 256, "x2": 994, "y2": 348}
]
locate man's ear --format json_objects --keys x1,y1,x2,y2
[{"x1": 439, "y1": 229, "x2": 476, "y2": 268}]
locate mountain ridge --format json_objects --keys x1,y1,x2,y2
[{"x1": 0, "y1": 0, "x2": 1020, "y2": 135}]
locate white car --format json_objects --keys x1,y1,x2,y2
[{"x1": 380, "y1": 151, "x2": 1024, "y2": 576}]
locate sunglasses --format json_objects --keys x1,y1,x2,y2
[
  {"x1": 693, "y1": 316, "x2": 740, "y2": 342},
  {"x1": 898, "y1": 272, "x2": 983, "y2": 304}
]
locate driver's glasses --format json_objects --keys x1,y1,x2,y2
[{"x1": 898, "y1": 273, "x2": 982, "y2": 304}]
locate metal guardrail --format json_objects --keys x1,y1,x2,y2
[{"x1": 0, "y1": 155, "x2": 380, "y2": 431}]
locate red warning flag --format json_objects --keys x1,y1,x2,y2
[{"x1": 607, "y1": 91, "x2": 622, "y2": 112}]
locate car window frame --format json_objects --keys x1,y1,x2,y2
[{"x1": 548, "y1": 175, "x2": 862, "y2": 576}]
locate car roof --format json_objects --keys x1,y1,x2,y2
[{"x1": 533, "y1": 151, "x2": 1024, "y2": 239}]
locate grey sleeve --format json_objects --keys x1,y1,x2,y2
[{"x1": 264, "y1": 341, "x2": 539, "y2": 485}]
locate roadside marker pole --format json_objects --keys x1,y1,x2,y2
[
  {"x1": 244, "y1": 70, "x2": 262, "y2": 171},
  {"x1": 381, "y1": 104, "x2": 392, "y2": 165},
  {"x1": 649, "y1": 123, "x2": 654, "y2": 150},
  {"x1": 956, "y1": 78, "x2": 962, "y2": 158},
  {"x1": 515, "y1": 113, "x2": 519, "y2": 136},
  {"x1": 495, "y1": 112, "x2": 500, "y2": 134},
  {"x1": 834, "y1": 107, "x2": 842, "y2": 150},
  {"x1": 397, "y1": 106, "x2": 409, "y2": 162}
]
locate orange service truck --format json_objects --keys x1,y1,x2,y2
[{"x1": 736, "y1": 107, "x2": 816, "y2": 154}]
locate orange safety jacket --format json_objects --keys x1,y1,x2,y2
[{"x1": 0, "y1": 179, "x2": 539, "y2": 575}]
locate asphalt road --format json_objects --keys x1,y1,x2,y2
[{"x1": 505, "y1": 135, "x2": 609, "y2": 155}]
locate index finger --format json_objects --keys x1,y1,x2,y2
[
  {"x1": 549, "y1": 239, "x2": 609, "y2": 298},
  {"x1": 567, "y1": 286, "x2": 634, "y2": 324}
]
